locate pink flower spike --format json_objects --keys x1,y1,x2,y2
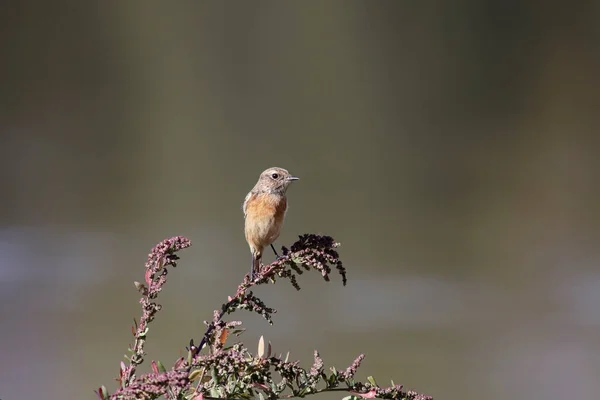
[{"x1": 145, "y1": 269, "x2": 153, "y2": 286}]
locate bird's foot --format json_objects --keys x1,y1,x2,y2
[{"x1": 270, "y1": 244, "x2": 280, "y2": 258}]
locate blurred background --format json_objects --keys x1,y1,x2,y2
[{"x1": 1, "y1": 2, "x2": 599, "y2": 399}]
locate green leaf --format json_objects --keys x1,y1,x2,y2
[
  {"x1": 226, "y1": 379, "x2": 238, "y2": 393},
  {"x1": 210, "y1": 386, "x2": 220, "y2": 398},
  {"x1": 327, "y1": 371, "x2": 339, "y2": 387},
  {"x1": 367, "y1": 376, "x2": 378, "y2": 387},
  {"x1": 157, "y1": 360, "x2": 167, "y2": 373},
  {"x1": 188, "y1": 369, "x2": 203, "y2": 381},
  {"x1": 99, "y1": 385, "x2": 108, "y2": 400},
  {"x1": 211, "y1": 366, "x2": 219, "y2": 384}
]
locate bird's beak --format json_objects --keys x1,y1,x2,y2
[{"x1": 287, "y1": 176, "x2": 299, "y2": 181}]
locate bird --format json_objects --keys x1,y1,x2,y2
[{"x1": 243, "y1": 167, "x2": 299, "y2": 279}]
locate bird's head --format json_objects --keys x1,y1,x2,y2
[{"x1": 254, "y1": 167, "x2": 299, "y2": 194}]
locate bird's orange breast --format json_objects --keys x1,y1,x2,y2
[{"x1": 244, "y1": 193, "x2": 288, "y2": 250}]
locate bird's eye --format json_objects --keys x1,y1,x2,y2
[{"x1": 271, "y1": 173, "x2": 279, "y2": 179}]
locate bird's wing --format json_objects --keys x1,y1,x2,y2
[{"x1": 242, "y1": 191, "x2": 253, "y2": 218}]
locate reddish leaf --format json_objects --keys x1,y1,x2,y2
[
  {"x1": 174, "y1": 357, "x2": 185, "y2": 369},
  {"x1": 191, "y1": 392, "x2": 203, "y2": 400},
  {"x1": 350, "y1": 389, "x2": 377, "y2": 399},
  {"x1": 219, "y1": 328, "x2": 229, "y2": 346}
]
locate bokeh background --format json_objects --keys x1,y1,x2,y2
[{"x1": 2, "y1": 2, "x2": 599, "y2": 399}]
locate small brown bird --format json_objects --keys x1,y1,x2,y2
[{"x1": 243, "y1": 167, "x2": 299, "y2": 278}]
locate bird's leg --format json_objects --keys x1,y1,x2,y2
[
  {"x1": 270, "y1": 243, "x2": 280, "y2": 258},
  {"x1": 251, "y1": 253, "x2": 262, "y2": 280}
]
